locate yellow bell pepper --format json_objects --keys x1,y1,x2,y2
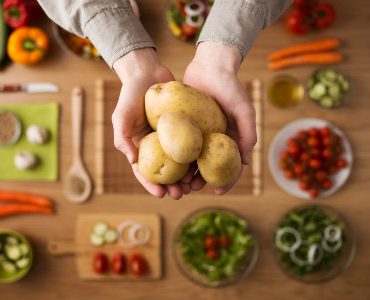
[{"x1": 7, "y1": 27, "x2": 49, "y2": 65}]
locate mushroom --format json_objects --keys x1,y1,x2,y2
[
  {"x1": 14, "y1": 151, "x2": 38, "y2": 170},
  {"x1": 26, "y1": 125, "x2": 49, "y2": 145}
]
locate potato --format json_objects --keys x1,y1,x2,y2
[
  {"x1": 145, "y1": 81, "x2": 227, "y2": 134},
  {"x1": 197, "y1": 133, "x2": 242, "y2": 188},
  {"x1": 137, "y1": 132, "x2": 190, "y2": 184},
  {"x1": 157, "y1": 112, "x2": 203, "y2": 164}
]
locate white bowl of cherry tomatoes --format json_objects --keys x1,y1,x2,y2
[{"x1": 269, "y1": 118, "x2": 353, "y2": 199}]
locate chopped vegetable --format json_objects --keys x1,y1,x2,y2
[
  {"x1": 130, "y1": 254, "x2": 148, "y2": 277},
  {"x1": 268, "y1": 52, "x2": 342, "y2": 70},
  {"x1": 90, "y1": 222, "x2": 118, "y2": 247},
  {"x1": 307, "y1": 69, "x2": 349, "y2": 108},
  {"x1": 117, "y1": 221, "x2": 152, "y2": 248},
  {"x1": 274, "y1": 206, "x2": 346, "y2": 277},
  {"x1": 0, "y1": 232, "x2": 32, "y2": 277},
  {"x1": 92, "y1": 252, "x2": 108, "y2": 274},
  {"x1": 268, "y1": 38, "x2": 340, "y2": 61},
  {"x1": 177, "y1": 210, "x2": 255, "y2": 284}
]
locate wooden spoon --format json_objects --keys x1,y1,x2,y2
[{"x1": 64, "y1": 87, "x2": 92, "y2": 204}]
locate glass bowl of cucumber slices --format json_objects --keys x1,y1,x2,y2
[
  {"x1": 0, "y1": 230, "x2": 33, "y2": 283},
  {"x1": 273, "y1": 205, "x2": 356, "y2": 283},
  {"x1": 307, "y1": 69, "x2": 350, "y2": 109}
]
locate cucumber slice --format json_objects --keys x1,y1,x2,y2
[
  {"x1": 19, "y1": 243, "x2": 29, "y2": 256},
  {"x1": 93, "y1": 222, "x2": 109, "y2": 236},
  {"x1": 310, "y1": 83, "x2": 326, "y2": 99},
  {"x1": 320, "y1": 97, "x2": 335, "y2": 108},
  {"x1": 104, "y1": 229, "x2": 118, "y2": 244},
  {"x1": 328, "y1": 84, "x2": 341, "y2": 100},
  {"x1": 0, "y1": 261, "x2": 17, "y2": 274},
  {"x1": 5, "y1": 245, "x2": 22, "y2": 261},
  {"x1": 6, "y1": 236, "x2": 19, "y2": 245},
  {"x1": 16, "y1": 258, "x2": 30, "y2": 269},
  {"x1": 90, "y1": 233, "x2": 104, "y2": 247}
]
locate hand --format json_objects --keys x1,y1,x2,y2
[
  {"x1": 183, "y1": 42, "x2": 257, "y2": 195},
  {"x1": 112, "y1": 48, "x2": 190, "y2": 199}
]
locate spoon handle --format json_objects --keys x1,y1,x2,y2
[{"x1": 71, "y1": 87, "x2": 84, "y2": 163}]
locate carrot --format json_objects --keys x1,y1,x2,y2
[
  {"x1": 268, "y1": 52, "x2": 343, "y2": 70},
  {"x1": 0, "y1": 204, "x2": 54, "y2": 218},
  {"x1": 268, "y1": 38, "x2": 341, "y2": 61},
  {"x1": 0, "y1": 190, "x2": 52, "y2": 207}
]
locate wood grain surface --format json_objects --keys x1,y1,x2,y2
[{"x1": 1, "y1": 1, "x2": 370, "y2": 299}]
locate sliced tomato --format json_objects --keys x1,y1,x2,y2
[
  {"x1": 204, "y1": 236, "x2": 219, "y2": 250},
  {"x1": 207, "y1": 249, "x2": 219, "y2": 260},
  {"x1": 111, "y1": 252, "x2": 126, "y2": 274},
  {"x1": 130, "y1": 254, "x2": 148, "y2": 277},
  {"x1": 93, "y1": 252, "x2": 108, "y2": 274},
  {"x1": 219, "y1": 236, "x2": 231, "y2": 248}
]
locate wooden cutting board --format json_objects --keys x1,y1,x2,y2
[
  {"x1": 48, "y1": 213, "x2": 162, "y2": 280},
  {"x1": 94, "y1": 80, "x2": 263, "y2": 195}
]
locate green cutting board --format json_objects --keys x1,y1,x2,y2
[{"x1": 0, "y1": 103, "x2": 59, "y2": 181}]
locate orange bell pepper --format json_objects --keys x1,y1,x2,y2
[{"x1": 7, "y1": 27, "x2": 48, "y2": 65}]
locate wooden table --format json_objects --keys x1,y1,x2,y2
[{"x1": 1, "y1": 1, "x2": 370, "y2": 299}]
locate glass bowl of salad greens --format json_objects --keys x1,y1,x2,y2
[
  {"x1": 0, "y1": 230, "x2": 33, "y2": 283},
  {"x1": 273, "y1": 205, "x2": 356, "y2": 283},
  {"x1": 173, "y1": 207, "x2": 259, "y2": 288}
]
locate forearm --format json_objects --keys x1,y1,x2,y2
[
  {"x1": 198, "y1": 0, "x2": 292, "y2": 58},
  {"x1": 37, "y1": 0, "x2": 155, "y2": 67}
]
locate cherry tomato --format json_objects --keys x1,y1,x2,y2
[
  {"x1": 300, "y1": 151, "x2": 310, "y2": 161},
  {"x1": 309, "y1": 128, "x2": 320, "y2": 137},
  {"x1": 207, "y1": 249, "x2": 219, "y2": 260},
  {"x1": 130, "y1": 254, "x2": 148, "y2": 277},
  {"x1": 299, "y1": 173, "x2": 311, "y2": 183},
  {"x1": 310, "y1": 148, "x2": 321, "y2": 157},
  {"x1": 93, "y1": 252, "x2": 109, "y2": 274},
  {"x1": 111, "y1": 252, "x2": 126, "y2": 274},
  {"x1": 307, "y1": 136, "x2": 320, "y2": 148},
  {"x1": 336, "y1": 159, "x2": 347, "y2": 168},
  {"x1": 284, "y1": 170, "x2": 295, "y2": 179},
  {"x1": 294, "y1": 163, "x2": 304, "y2": 175},
  {"x1": 315, "y1": 170, "x2": 328, "y2": 182},
  {"x1": 204, "y1": 236, "x2": 218, "y2": 250},
  {"x1": 328, "y1": 165, "x2": 338, "y2": 174},
  {"x1": 299, "y1": 181, "x2": 311, "y2": 191},
  {"x1": 285, "y1": 10, "x2": 312, "y2": 34},
  {"x1": 219, "y1": 236, "x2": 231, "y2": 248},
  {"x1": 312, "y1": 2, "x2": 336, "y2": 29},
  {"x1": 279, "y1": 160, "x2": 289, "y2": 170},
  {"x1": 322, "y1": 178, "x2": 333, "y2": 190},
  {"x1": 280, "y1": 151, "x2": 289, "y2": 160},
  {"x1": 297, "y1": 130, "x2": 309, "y2": 140},
  {"x1": 322, "y1": 148, "x2": 333, "y2": 159},
  {"x1": 288, "y1": 144, "x2": 301, "y2": 156},
  {"x1": 320, "y1": 127, "x2": 332, "y2": 138},
  {"x1": 309, "y1": 158, "x2": 322, "y2": 169},
  {"x1": 181, "y1": 24, "x2": 198, "y2": 38},
  {"x1": 309, "y1": 188, "x2": 319, "y2": 198}
]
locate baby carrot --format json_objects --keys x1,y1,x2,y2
[
  {"x1": 268, "y1": 38, "x2": 341, "y2": 61},
  {"x1": 268, "y1": 52, "x2": 343, "y2": 70},
  {"x1": 0, "y1": 204, "x2": 54, "y2": 218},
  {"x1": 0, "y1": 190, "x2": 52, "y2": 207}
]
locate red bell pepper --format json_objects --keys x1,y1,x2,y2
[{"x1": 3, "y1": 0, "x2": 43, "y2": 29}]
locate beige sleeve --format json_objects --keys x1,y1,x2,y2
[
  {"x1": 37, "y1": 0, "x2": 155, "y2": 67},
  {"x1": 198, "y1": 0, "x2": 292, "y2": 58}
]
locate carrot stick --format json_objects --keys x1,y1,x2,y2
[
  {"x1": 268, "y1": 52, "x2": 343, "y2": 70},
  {"x1": 0, "y1": 204, "x2": 54, "y2": 218},
  {"x1": 268, "y1": 38, "x2": 341, "y2": 61},
  {"x1": 0, "y1": 190, "x2": 52, "y2": 207}
]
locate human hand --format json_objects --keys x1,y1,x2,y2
[
  {"x1": 112, "y1": 48, "x2": 190, "y2": 199},
  {"x1": 183, "y1": 42, "x2": 257, "y2": 195}
]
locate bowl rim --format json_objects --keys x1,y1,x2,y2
[
  {"x1": 172, "y1": 206, "x2": 259, "y2": 288},
  {"x1": 272, "y1": 203, "x2": 356, "y2": 284},
  {"x1": 0, "y1": 230, "x2": 33, "y2": 283}
]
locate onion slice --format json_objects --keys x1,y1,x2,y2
[
  {"x1": 324, "y1": 224, "x2": 342, "y2": 242},
  {"x1": 117, "y1": 220, "x2": 151, "y2": 248},
  {"x1": 322, "y1": 238, "x2": 343, "y2": 253},
  {"x1": 185, "y1": 1, "x2": 205, "y2": 16},
  {"x1": 275, "y1": 227, "x2": 302, "y2": 253}
]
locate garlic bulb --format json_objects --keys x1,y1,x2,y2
[
  {"x1": 26, "y1": 125, "x2": 49, "y2": 145},
  {"x1": 14, "y1": 151, "x2": 38, "y2": 170}
]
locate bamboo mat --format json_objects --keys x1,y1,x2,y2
[{"x1": 94, "y1": 80, "x2": 263, "y2": 195}]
